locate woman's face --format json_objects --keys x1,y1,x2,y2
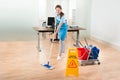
[{"x1": 56, "y1": 7, "x2": 62, "y2": 15}]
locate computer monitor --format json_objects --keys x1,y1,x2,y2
[{"x1": 47, "y1": 17, "x2": 55, "y2": 27}]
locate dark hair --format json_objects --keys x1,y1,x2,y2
[{"x1": 55, "y1": 5, "x2": 64, "y2": 19}]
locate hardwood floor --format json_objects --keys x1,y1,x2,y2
[{"x1": 0, "y1": 34, "x2": 120, "y2": 80}]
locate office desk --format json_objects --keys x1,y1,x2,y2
[{"x1": 33, "y1": 27, "x2": 86, "y2": 52}]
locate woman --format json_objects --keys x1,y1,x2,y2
[{"x1": 53, "y1": 5, "x2": 68, "y2": 60}]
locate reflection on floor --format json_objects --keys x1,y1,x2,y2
[{"x1": 0, "y1": 34, "x2": 120, "y2": 80}]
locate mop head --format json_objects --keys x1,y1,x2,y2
[{"x1": 41, "y1": 62, "x2": 54, "y2": 70}]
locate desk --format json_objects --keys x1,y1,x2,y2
[{"x1": 33, "y1": 27, "x2": 86, "y2": 52}]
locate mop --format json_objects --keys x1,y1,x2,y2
[
  {"x1": 41, "y1": 39, "x2": 54, "y2": 70},
  {"x1": 41, "y1": 26, "x2": 57, "y2": 70}
]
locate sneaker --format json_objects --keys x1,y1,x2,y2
[{"x1": 57, "y1": 56, "x2": 61, "y2": 60}]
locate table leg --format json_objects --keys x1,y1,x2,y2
[
  {"x1": 73, "y1": 30, "x2": 80, "y2": 47},
  {"x1": 37, "y1": 32, "x2": 41, "y2": 52},
  {"x1": 76, "y1": 30, "x2": 80, "y2": 47}
]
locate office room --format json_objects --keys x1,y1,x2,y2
[{"x1": 0, "y1": 0, "x2": 120, "y2": 80}]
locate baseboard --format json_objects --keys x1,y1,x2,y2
[{"x1": 90, "y1": 36, "x2": 120, "y2": 51}]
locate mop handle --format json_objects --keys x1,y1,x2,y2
[
  {"x1": 47, "y1": 25, "x2": 57, "y2": 61},
  {"x1": 84, "y1": 37, "x2": 89, "y2": 46}
]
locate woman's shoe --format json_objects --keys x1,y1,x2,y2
[{"x1": 57, "y1": 56, "x2": 61, "y2": 60}]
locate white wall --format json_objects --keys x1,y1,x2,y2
[
  {"x1": 46, "y1": 0, "x2": 55, "y2": 17},
  {"x1": 46, "y1": 0, "x2": 69, "y2": 19},
  {"x1": 38, "y1": 0, "x2": 47, "y2": 25},
  {"x1": 91, "y1": 0, "x2": 120, "y2": 47},
  {"x1": 0, "y1": 0, "x2": 39, "y2": 41},
  {"x1": 38, "y1": 0, "x2": 69, "y2": 26},
  {"x1": 75, "y1": 0, "x2": 92, "y2": 37},
  {"x1": 0, "y1": 0, "x2": 70, "y2": 41}
]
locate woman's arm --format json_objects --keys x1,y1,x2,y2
[
  {"x1": 55, "y1": 22, "x2": 63, "y2": 33},
  {"x1": 53, "y1": 22, "x2": 63, "y2": 38},
  {"x1": 53, "y1": 16, "x2": 64, "y2": 38}
]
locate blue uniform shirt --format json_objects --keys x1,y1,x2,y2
[{"x1": 55, "y1": 15, "x2": 68, "y2": 41}]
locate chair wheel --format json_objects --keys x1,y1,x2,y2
[
  {"x1": 81, "y1": 64, "x2": 84, "y2": 66},
  {"x1": 50, "y1": 39, "x2": 52, "y2": 42},
  {"x1": 98, "y1": 62, "x2": 100, "y2": 65},
  {"x1": 81, "y1": 63, "x2": 86, "y2": 66},
  {"x1": 92, "y1": 62, "x2": 95, "y2": 65}
]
